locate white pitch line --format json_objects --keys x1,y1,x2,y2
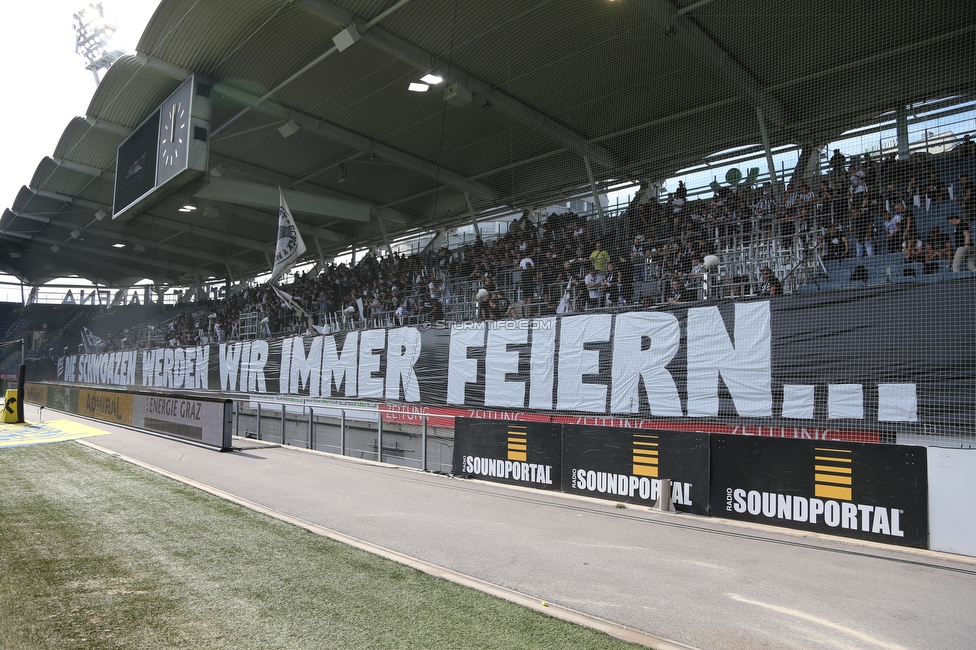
[{"x1": 727, "y1": 593, "x2": 910, "y2": 650}]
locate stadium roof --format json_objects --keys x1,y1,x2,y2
[{"x1": 2, "y1": 0, "x2": 974, "y2": 287}]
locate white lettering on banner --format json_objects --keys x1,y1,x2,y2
[
  {"x1": 557, "y1": 314, "x2": 612, "y2": 412},
  {"x1": 219, "y1": 342, "x2": 243, "y2": 391},
  {"x1": 447, "y1": 326, "x2": 484, "y2": 405},
  {"x1": 728, "y1": 487, "x2": 904, "y2": 537},
  {"x1": 358, "y1": 330, "x2": 386, "y2": 398},
  {"x1": 280, "y1": 337, "x2": 293, "y2": 393},
  {"x1": 462, "y1": 455, "x2": 553, "y2": 485},
  {"x1": 528, "y1": 318, "x2": 556, "y2": 410},
  {"x1": 55, "y1": 302, "x2": 926, "y2": 425},
  {"x1": 218, "y1": 342, "x2": 268, "y2": 393},
  {"x1": 570, "y1": 468, "x2": 692, "y2": 505},
  {"x1": 686, "y1": 302, "x2": 771, "y2": 417},
  {"x1": 385, "y1": 328, "x2": 421, "y2": 402},
  {"x1": 248, "y1": 341, "x2": 269, "y2": 393},
  {"x1": 281, "y1": 336, "x2": 323, "y2": 396},
  {"x1": 141, "y1": 347, "x2": 209, "y2": 390},
  {"x1": 445, "y1": 310, "x2": 773, "y2": 417},
  {"x1": 65, "y1": 352, "x2": 137, "y2": 386},
  {"x1": 485, "y1": 326, "x2": 527, "y2": 408},
  {"x1": 279, "y1": 329, "x2": 421, "y2": 400},
  {"x1": 610, "y1": 312, "x2": 683, "y2": 416},
  {"x1": 323, "y1": 331, "x2": 358, "y2": 397}
]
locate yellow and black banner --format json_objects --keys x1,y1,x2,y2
[
  {"x1": 78, "y1": 389, "x2": 133, "y2": 425},
  {"x1": 452, "y1": 418, "x2": 561, "y2": 490},
  {"x1": 562, "y1": 425, "x2": 710, "y2": 514},
  {"x1": 709, "y1": 435, "x2": 927, "y2": 548}
]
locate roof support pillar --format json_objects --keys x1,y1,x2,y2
[
  {"x1": 464, "y1": 192, "x2": 480, "y2": 237},
  {"x1": 756, "y1": 106, "x2": 781, "y2": 200},
  {"x1": 314, "y1": 237, "x2": 329, "y2": 268},
  {"x1": 584, "y1": 157, "x2": 605, "y2": 220},
  {"x1": 896, "y1": 105, "x2": 910, "y2": 161},
  {"x1": 375, "y1": 214, "x2": 393, "y2": 255}
]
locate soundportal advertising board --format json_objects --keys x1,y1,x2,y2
[
  {"x1": 452, "y1": 419, "x2": 710, "y2": 514},
  {"x1": 452, "y1": 418, "x2": 562, "y2": 490},
  {"x1": 709, "y1": 434, "x2": 928, "y2": 548},
  {"x1": 562, "y1": 424, "x2": 710, "y2": 514}
]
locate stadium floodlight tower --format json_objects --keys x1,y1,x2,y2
[{"x1": 73, "y1": 3, "x2": 124, "y2": 85}]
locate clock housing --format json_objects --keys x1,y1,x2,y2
[{"x1": 113, "y1": 74, "x2": 211, "y2": 221}]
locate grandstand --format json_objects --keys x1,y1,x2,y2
[{"x1": 2, "y1": 0, "x2": 975, "y2": 450}]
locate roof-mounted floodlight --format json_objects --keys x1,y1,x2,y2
[
  {"x1": 408, "y1": 82, "x2": 429, "y2": 92},
  {"x1": 421, "y1": 69, "x2": 444, "y2": 85},
  {"x1": 73, "y1": 3, "x2": 125, "y2": 85}
]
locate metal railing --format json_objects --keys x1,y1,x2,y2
[{"x1": 233, "y1": 398, "x2": 456, "y2": 474}]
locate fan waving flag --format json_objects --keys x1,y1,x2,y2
[
  {"x1": 271, "y1": 284, "x2": 328, "y2": 334},
  {"x1": 270, "y1": 188, "x2": 307, "y2": 284}
]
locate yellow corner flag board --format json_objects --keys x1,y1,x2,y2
[{"x1": 0, "y1": 419, "x2": 111, "y2": 449}]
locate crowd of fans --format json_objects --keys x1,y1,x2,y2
[{"x1": 92, "y1": 134, "x2": 975, "y2": 349}]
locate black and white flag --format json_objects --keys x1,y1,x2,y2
[
  {"x1": 271, "y1": 284, "x2": 327, "y2": 335},
  {"x1": 270, "y1": 188, "x2": 307, "y2": 284},
  {"x1": 81, "y1": 326, "x2": 105, "y2": 353}
]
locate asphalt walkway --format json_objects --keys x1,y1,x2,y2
[{"x1": 19, "y1": 405, "x2": 976, "y2": 650}]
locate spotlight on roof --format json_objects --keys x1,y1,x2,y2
[
  {"x1": 51, "y1": 244, "x2": 60, "y2": 253},
  {"x1": 332, "y1": 23, "x2": 361, "y2": 52},
  {"x1": 71, "y1": 229, "x2": 82, "y2": 239},
  {"x1": 420, "y1": 69, "x2": 444, "y2": 85},
  {"x1": 94, "y1": 209, "x2": 107, "y2": 220},
  {"x1": 112, "y1": 243, "x2": 125, "y2": 248},
  {"x1": 408, "y1": 82, "x2": 429, "y2": 92},
  {"x1": 178, "y1": 204, "x2": 197, "y2": 213},
  {"x1": 277, "y1": 118, "x2": 300, "y2": 138}
]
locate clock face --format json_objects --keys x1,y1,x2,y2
[
  {"x1": 156, "y1": 79, "x2": 194, "y2": 185},
  {"x1": 160, "y1": 100, "x2": 188, "y2": 167}
]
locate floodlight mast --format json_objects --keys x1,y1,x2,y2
[{"x1": 73, "y1": 3, "x2": 125, "y2": 85}]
